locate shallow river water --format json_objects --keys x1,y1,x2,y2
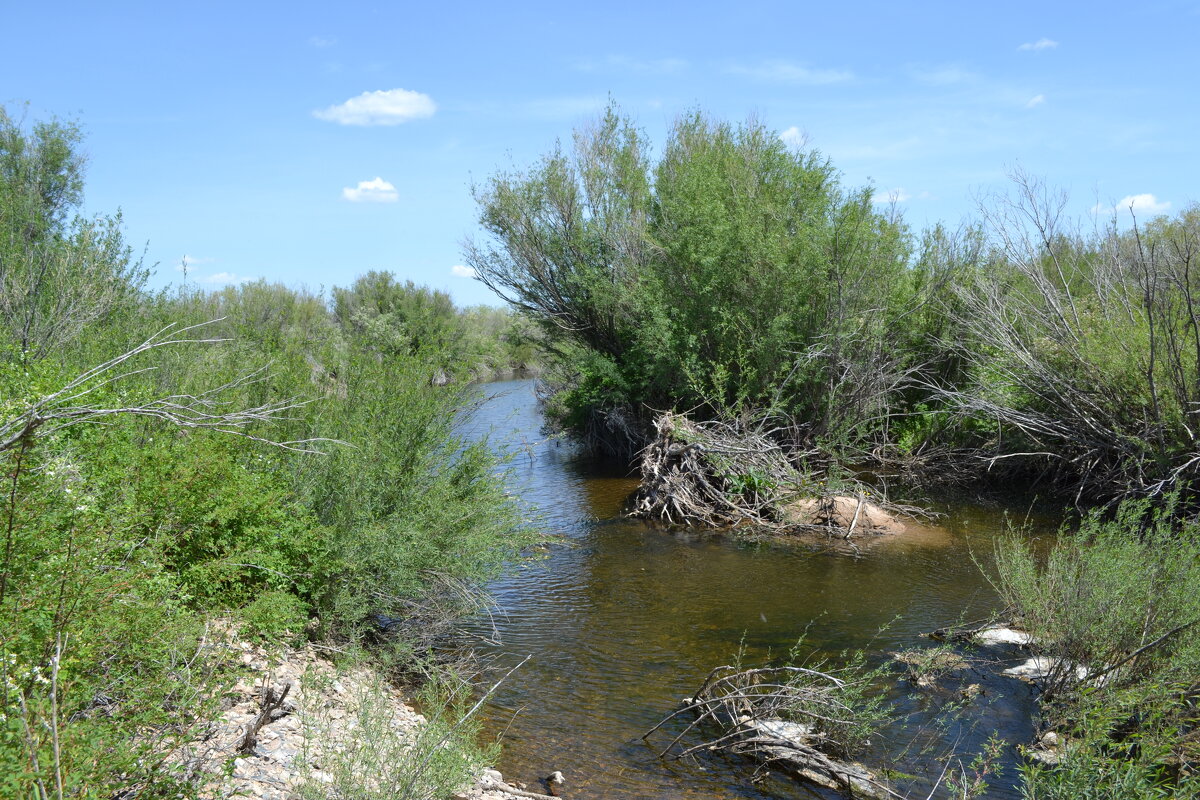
[{"x1": 460, "y1": 379, "x2": 1059, "y2": 799}]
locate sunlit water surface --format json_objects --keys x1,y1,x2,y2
[{"x1": 458, "y1": 379, "x2": 1058, "y2": 799}]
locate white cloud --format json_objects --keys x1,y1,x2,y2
[
  {"x1": 911, "y1": 66, "x2": 978, "y2": 85},
  {"x1": 728, "y1": 60, "x2": 853, "y2": 84},
  {"x1": 342, "y1": 177, "x2": 399, "y2": 203},
  {"x1": 176, "y1": 254, "x2": 214, "y2": 272},
  {"x1": 450, "y1": 264, "x2": 477, "y2": 278},
  {"x1": 309, "y1": 35, "x2": 337, "y2": 48},
  {"x1": 1018, "y1": 38, "x2": 1058, "y2": 51},
  {"x1": 520, "y1": 96, "x2": 608, "y2": 119},
  {"x1": 779, "y1": 126, "x2": 806, "y2": 147},
  {"x1": 574, "y1": 55, "x2": 687, "y2": 74},
  {"x1": 314, "y1": 89, "x2": 436, "y2": 126},
  {"x1": 1094, "y1": 193, "x2": 1172, "y2": 216},
  {"x1": 872, "y1": 188, "x2": 912, "y2": 204},
  {"x1": 201, "y1": 272, "x2": 254, "y2": 285},
  {"x1": 1026, "y1": 94, "x2": 1047, "y2": 108}
]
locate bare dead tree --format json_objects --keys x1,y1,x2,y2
[{"x1": 934, "y1": 173, "x2": 1200, "y2": 502}]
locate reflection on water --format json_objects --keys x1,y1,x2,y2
[{"x1": 461, "y1": 380, "x2": 1057, "y2": 799}]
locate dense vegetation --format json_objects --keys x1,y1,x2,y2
[
  {"x1": 467, "y1": 108, "x2": 916, "y2": 461},
  {"x1": 469, "y1": 104, "x2": 1200, "y2": 797},
  {"x1": 992, "y1": 497, "x2": 1200, "y2": 798},
  {"x1": 0, "y1": 107, "x2": 534, "y2": 795},
  {"x1": 5, "y1": 95, "x2": 1197, "y2": 798},
  {"x1": 469, "y1": 105, "x2": 1200, "y2": 509}
]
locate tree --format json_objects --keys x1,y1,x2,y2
[
  {"x1": 0, "y1": 105, "x2": 146, "y2": 360},
  {"x1": 466, "y1": 105, "x2": 915, "y2": 457}
]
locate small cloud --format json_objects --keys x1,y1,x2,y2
[
  {"x1": 450, "y1": 264, "x2": 477, "y2": 278},
  {"x1": 1094, "y1": 193, "x2": 1172, "y2": 217},
  {"x1": 201, "y1": 272, "x2": 255, "y2": 285},
  {"x1": 1026, "y1": 94, "x2": 1047, "y2": 108},
  {"x1": 343, "y1": 177, "x2": 399, "y2": 203},
  {"x1": 1018, "y1": 38, "x2": 1058, "y2": 51},
  {"x1": 911, "y1": 66, "x2": 978, "y2": 85},
  {"x1": 872, "y1": 188, "x2": 912, "y2": 204},
  {"x1": 177, "y1": 254, "x2": 214, "y2": 272},
  {"x1": 309, "y1": 35, "x2": 337, "y2": 48},
  {"x1": 574, "y1": 55, "x2": 687, "y2": 74},
  {"x1": 314, "y1": 88, "x2": 436, "y2": 126},
  {"x1": 728, "y1": 59, "x2": 853, "y2": 85},
  {"x1": 520, "y1": 95, "x2": 608, "y2": 119},
  {"x1": 779, "y1": 126, "x2": 806, "y2": 147}
]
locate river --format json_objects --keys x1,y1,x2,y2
[{"x1": 460, "y1": 379, "x2": 1058, "y2": 799}]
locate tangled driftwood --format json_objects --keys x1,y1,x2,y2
[
  {"x1": 630, "y1": 412, "x2": 918, "y2": 537},
  {"x1": 643, "y1": 665, "x2": 896, "y2": 799}
]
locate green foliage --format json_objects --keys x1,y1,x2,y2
[
  {"x1": 0, "y1": 106, "x2": 147, "y2": 362},
  {"x1": 940, "y1": 173, "x2": 1200, "y2": 499},
  {"x1": 0, "y1": 106, "x2": 533, "y2": 795},
  {"x1": 468, "y1": 104, "x2": 916, "y2": 457},
  {"x1": 331, "y1": 270, "x2": 538, "y2": 378},
  {"x1": 992, "y1": 498, "x2": 1200, "y2": 797},
  {"x1": 296, "y1": 667, "x2": 495, "y2": 800}
]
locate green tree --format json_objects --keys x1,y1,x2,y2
[
  {"x1": 0, "y1": 106, "x2": 146, "y2": 361},
  {"x1": 467, "y1": 105, "x2": 914, "y2": 457}
]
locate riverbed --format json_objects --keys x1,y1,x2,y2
[{"x1": 461, "y1": 379, "x2": 1058, "y2": 799}]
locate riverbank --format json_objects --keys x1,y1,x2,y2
[{"x1": 175, "y1": 624, "x2": 529, "y2": 800}]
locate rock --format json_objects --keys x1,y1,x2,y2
[
  {"x1": 783, "y1": 496, "x2": 907, "y2": 535},
  {"x1": 1003, "y1": 657, "x2": 1089, "y2": 683},
  {"x1": 973, "y1": 626, "x2": 1035, "y2": 647},
  {"x1": 165, "y1": 621, "x2": 479, "y2": 800},
  {"x1": 751, "y1": 718, "x2": 816, "y2": 741}
]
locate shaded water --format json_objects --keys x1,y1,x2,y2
[{"x1": 461, "y1": 380, "x2": 1058, "y2": 799}]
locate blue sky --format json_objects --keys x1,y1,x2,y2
[{"x1": 3, "y1": 1, "x2": 1197, "y2": 306}]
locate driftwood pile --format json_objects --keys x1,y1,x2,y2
[
  {"x1": 643, "y1": 665, "x2": 895, "y2": 799},
  {"x1": 630, "y1": 413, "x2": 801, "y2": 528},
  {"x1": 630, "y1": 412, "x2": 914, "y2": 537}
]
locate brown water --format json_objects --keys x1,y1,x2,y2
[{"x1": 462, "y1": 380, "x2": 1059, "y2": 799}]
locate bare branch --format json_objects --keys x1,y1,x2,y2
[{"x1": 0, "y1": 320, "x2": 342, "y2": 454}]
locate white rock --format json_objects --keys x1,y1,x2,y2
[
  {"x1": 751, "y1": 718, "x2": 815, "y2": 743},
  {"x1": 973, "y1": 627, "x2": 1035, "y2": 646},
  {"x1": 1003, "y1": 657, "x2": 1089, "y2": 682}
]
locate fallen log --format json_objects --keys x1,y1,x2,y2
[{"x1": 643, "y1": 664, "x2": 897, "y2": 799}]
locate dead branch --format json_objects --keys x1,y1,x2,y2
[
  {"x1": 644, "y1": 664, "x2": 897, "y2": 799},
  {"x1": 0, "y1": 320, "x2": 342, "y2": 454},
  {"x1": 629, "y1": 412, "x2": 811, "y2": 529},
  {"x1": 239, "y1": 681, "x2": 291, "y2": 755},
  {"x1": 630, "y1": 412, "x2": 923, "y2": 537}
]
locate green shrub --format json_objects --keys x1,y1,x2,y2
[
  {"x1": 467, "y1": 104, "x2": 917, "y2": 458},
  {"x1": 991, "y1": 497, "x2": 1200, "y2": 796}
]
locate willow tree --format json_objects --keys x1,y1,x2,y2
[
  {"x1": 0, "y1": 106, "x2": 146, "y2": 361},
  {"x1": 466, "y1": 105, "x2": 916, "y2": 458}
]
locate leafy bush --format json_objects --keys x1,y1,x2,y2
[
  {"x1": 0, "y1": 104, "x2": 533, "y2": 795},
  {"x1": 467, "y1": 104, "x2": 918, "y2": 458},
  {"x1": 991, "y1": 497, "x2": 1200, "y2": 796}
]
